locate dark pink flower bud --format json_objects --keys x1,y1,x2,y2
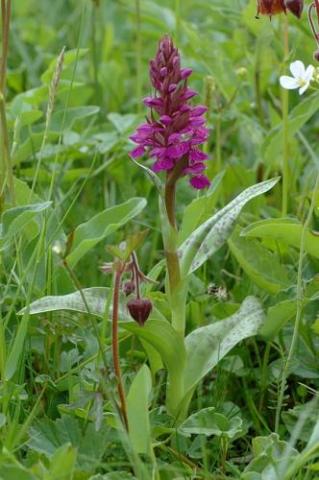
[
  {"x1": 160, "y1": 67, "x2": 167, "y2": 77},
  {"x1": 256, "y1": 0, "x2": 286, "y2": 17},
  {"x1": 122, "y1": 281, "x2": 135, "y2": 296},
  {"x1": 285, "y1": 0, "x2": 303, "y2": 18},
  {"x1": 313, "y1": 49, "x2": 319, "y2": 62},
  {"x1": 127, "y1": 298, "x2": 152, "y2": 326},
  {"x1": 181, "y1": 68, "x2": 192, "y2": 79}
]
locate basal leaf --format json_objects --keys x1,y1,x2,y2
[
  {"x1": 228, "y1": 228, "x2": 292, "y2": 294},
  {"x1": 184, "y1": 297, "x2": 264, "y2": 393},
  {"x1": 66, "y1": 197, "x2": 147, "y2": 267},
  {"x1": 179, "y1": 178, "x2": 279, "y2": 275},
  {"x1": 242, "y1": 218, "x2": 319, "y2": 259},
  {"x1": 122, "y1": 320, "x2": 186, "y2": 416},
  {"x1": 18, "y1": 288, "x2": 165, "y2": 322},
  {"x1": 18, "y1": 288, "x2": 115, "y2": 318},
  {"x1": 127, "y1": 365, "x2": 152, "y2": 455},
  {"x1": 1, "y1": 202, "x2": 51, "y2": 246},
  {"x1": 179, "y1": 408, "x2": 243, "y2": 439}
]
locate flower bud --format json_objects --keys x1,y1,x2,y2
[
  {"x1": 127, "y1": 298, "x2": 152, "y2": 326},
  {"x1": 314, "y1": 50, "x2": 319, "y2": 63},
  {"x1": 285, "y1": 0, "x2": 303, "y2": 18},
  {"x1": 122, "y1": 281, "x2": 135, "y2": 296}
]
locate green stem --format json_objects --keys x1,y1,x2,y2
[
  {"x1": 216, "y1": 112, "x2": 221, "y2": 173},
  {"x1": 0, "y1": 0, "x2": 14, "y2": 206},
  {"x1": 112, "y1": 268, "x2": 129, "y2": 430},
  {"x1": 275, "y1": 173, "x2": 319, "y2": 432},
  {"x1": 163, "y1": 158, "x2": 189, "y2": 336},
  {"x1": 135, "y1": 0, "x2": 142, "y2": 113},
  {"x1": 281, "y1": 15, "x2": 289, "y2": 216}
]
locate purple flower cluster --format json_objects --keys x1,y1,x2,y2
[{"x1": 130, "y1": 36, "x2": 210, "y2": 189}]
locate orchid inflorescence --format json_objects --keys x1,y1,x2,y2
[{"x1": 130, "y1": 35, "x2": 210, "y2": 190}]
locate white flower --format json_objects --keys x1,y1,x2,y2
[{"x1": 280, "y1": 60, "x2": 315, "y2": 95}]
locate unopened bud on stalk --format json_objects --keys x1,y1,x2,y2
[
  {"x1": 127, "y1": 298, "x2": 152, "y2": 326},
  {"x1": 122, "y1": 280, "x2": 135, "y2": 296},
  {"x1": 285, "y1": 0, "x2": 303, "y2": 18},
  {"x1": 314, "y1": 50, "x2": 319, "y2": 62},
  {"x1": 256, "y1": 0, "x2": 303, "y2": 18}
]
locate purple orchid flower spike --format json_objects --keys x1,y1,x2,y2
[{"x1": 130, "y1": 35, "x2": 210, "y2": 191}]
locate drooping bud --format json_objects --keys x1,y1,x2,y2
[
  {"x1": 127, "y1": 298, "x2": 152, "y2": 326},
  {"x1": 122, "y1": 280, "x2": 135, "y2": 296},
  {"x1": 256, "y1": 0, "x2": 286, "y2": 17},
  {"x1": 313, "y1": 49, "x2": 319, "y2": 62},
  {"x1": 285, "y1": 0, "x2": 303, "y2": 18}
]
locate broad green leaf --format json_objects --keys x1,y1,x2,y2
[
  {"x1": 242, "y1": 218, "x2": 319, "y2": 259},
  {"x1": 178, "y1": 171, "x2": 224, "y2": 244},
  {"x1": 12, "y1": 132, "x2": 59, "y2": 165},
  {"x1": 127, "y1": 365, "x2": 152, "y2": 454},
  {"x1": 18, "y1": 109, "x2": 43, "y2": 126},
  {"x1": 41, "y1": 48, "x2": 88, "y2": 83},
  {"x1": 122, "y1": 320, "x2": 186, "y2": 416},
  {"x1": 107, "y1": 113, "x2": 138, "y2": 133},
  {"x1": 179, "y1": 408, "x2": 243, "y2": 439},
  {"x1": 19, "y1": 288, "x2": 165, "y2": 322},
  {"x1": 228, "y1": 228, "x2": 292, "y2": 294},
  {"x1": 0, "y1": 465, "x2": 35, "y2": 480},
  {"x1": 50, "y1": 106, "x2": 100, "y2": 131},
  {"x1": 48, "y1": 443, "x2": 76, "y2": 479},
  {"x1": 66, "y1": 197, "x2": 146, "y2": 267},
  {"x1": 1, "y1": 202, "x2": 51, "y2": 245},
  {"x1": 28, "y1": 415, "x2": 108, "y2": 471},
  {"x1": 18, "y1": 287, "x2": 116, "y2": 318},
  {"x1": 184, "y1": 297, "x2": 264, "y2": 393},
  {"x1": 179, "y1": 178, "x2": 279, "y2": 275},
  {"x1": 260, "y1": 300, "x2": 296, "y2": 339}
]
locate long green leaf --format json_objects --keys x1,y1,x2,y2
[
  {"x1": 66, "y1": 197, "x2": 146, "y2": 267},
  {"x1": 18, "y1": 287, "x2": 165, "y2": 321},
  {"x1": 184, "y1": 296, "x2": 264, "y2": 393},
  {"x1": 228, "y1": 228, "x2": 292, "y2": 294},
  {"x1": 242, "y1": 218, "x2": 319, "y2": 259},
  {"x1": 127, "y1": 365, "x2": 152, "y2": 455},
  {"x1": 1, "y1": 201, "x2": 51, "y2": 246},
  {"x1": 179, "y1": 178, "x2": 279, "y2": 275},
  {"x1": 122, "y1": 320, "x2": 186, "y2": 416}
]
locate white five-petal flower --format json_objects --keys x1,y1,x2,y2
[{"x1": 280, "y1": 60, "x2": 315, "y2": 95}]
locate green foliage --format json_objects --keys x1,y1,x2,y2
[{"x1": 1, "y1": 0, "x2": 319, "y2": 478}]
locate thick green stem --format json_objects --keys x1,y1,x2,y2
[{"x1": 163, "y1": 158, "x2": 189, "y2": 336}]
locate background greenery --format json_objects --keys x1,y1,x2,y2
[{"x1": 1, "y1": 0, "x2": 319, "y2": 478}]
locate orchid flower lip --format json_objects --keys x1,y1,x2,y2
[{"x1": 279, "y1": 60, "x2": 315, "y2": 95}]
